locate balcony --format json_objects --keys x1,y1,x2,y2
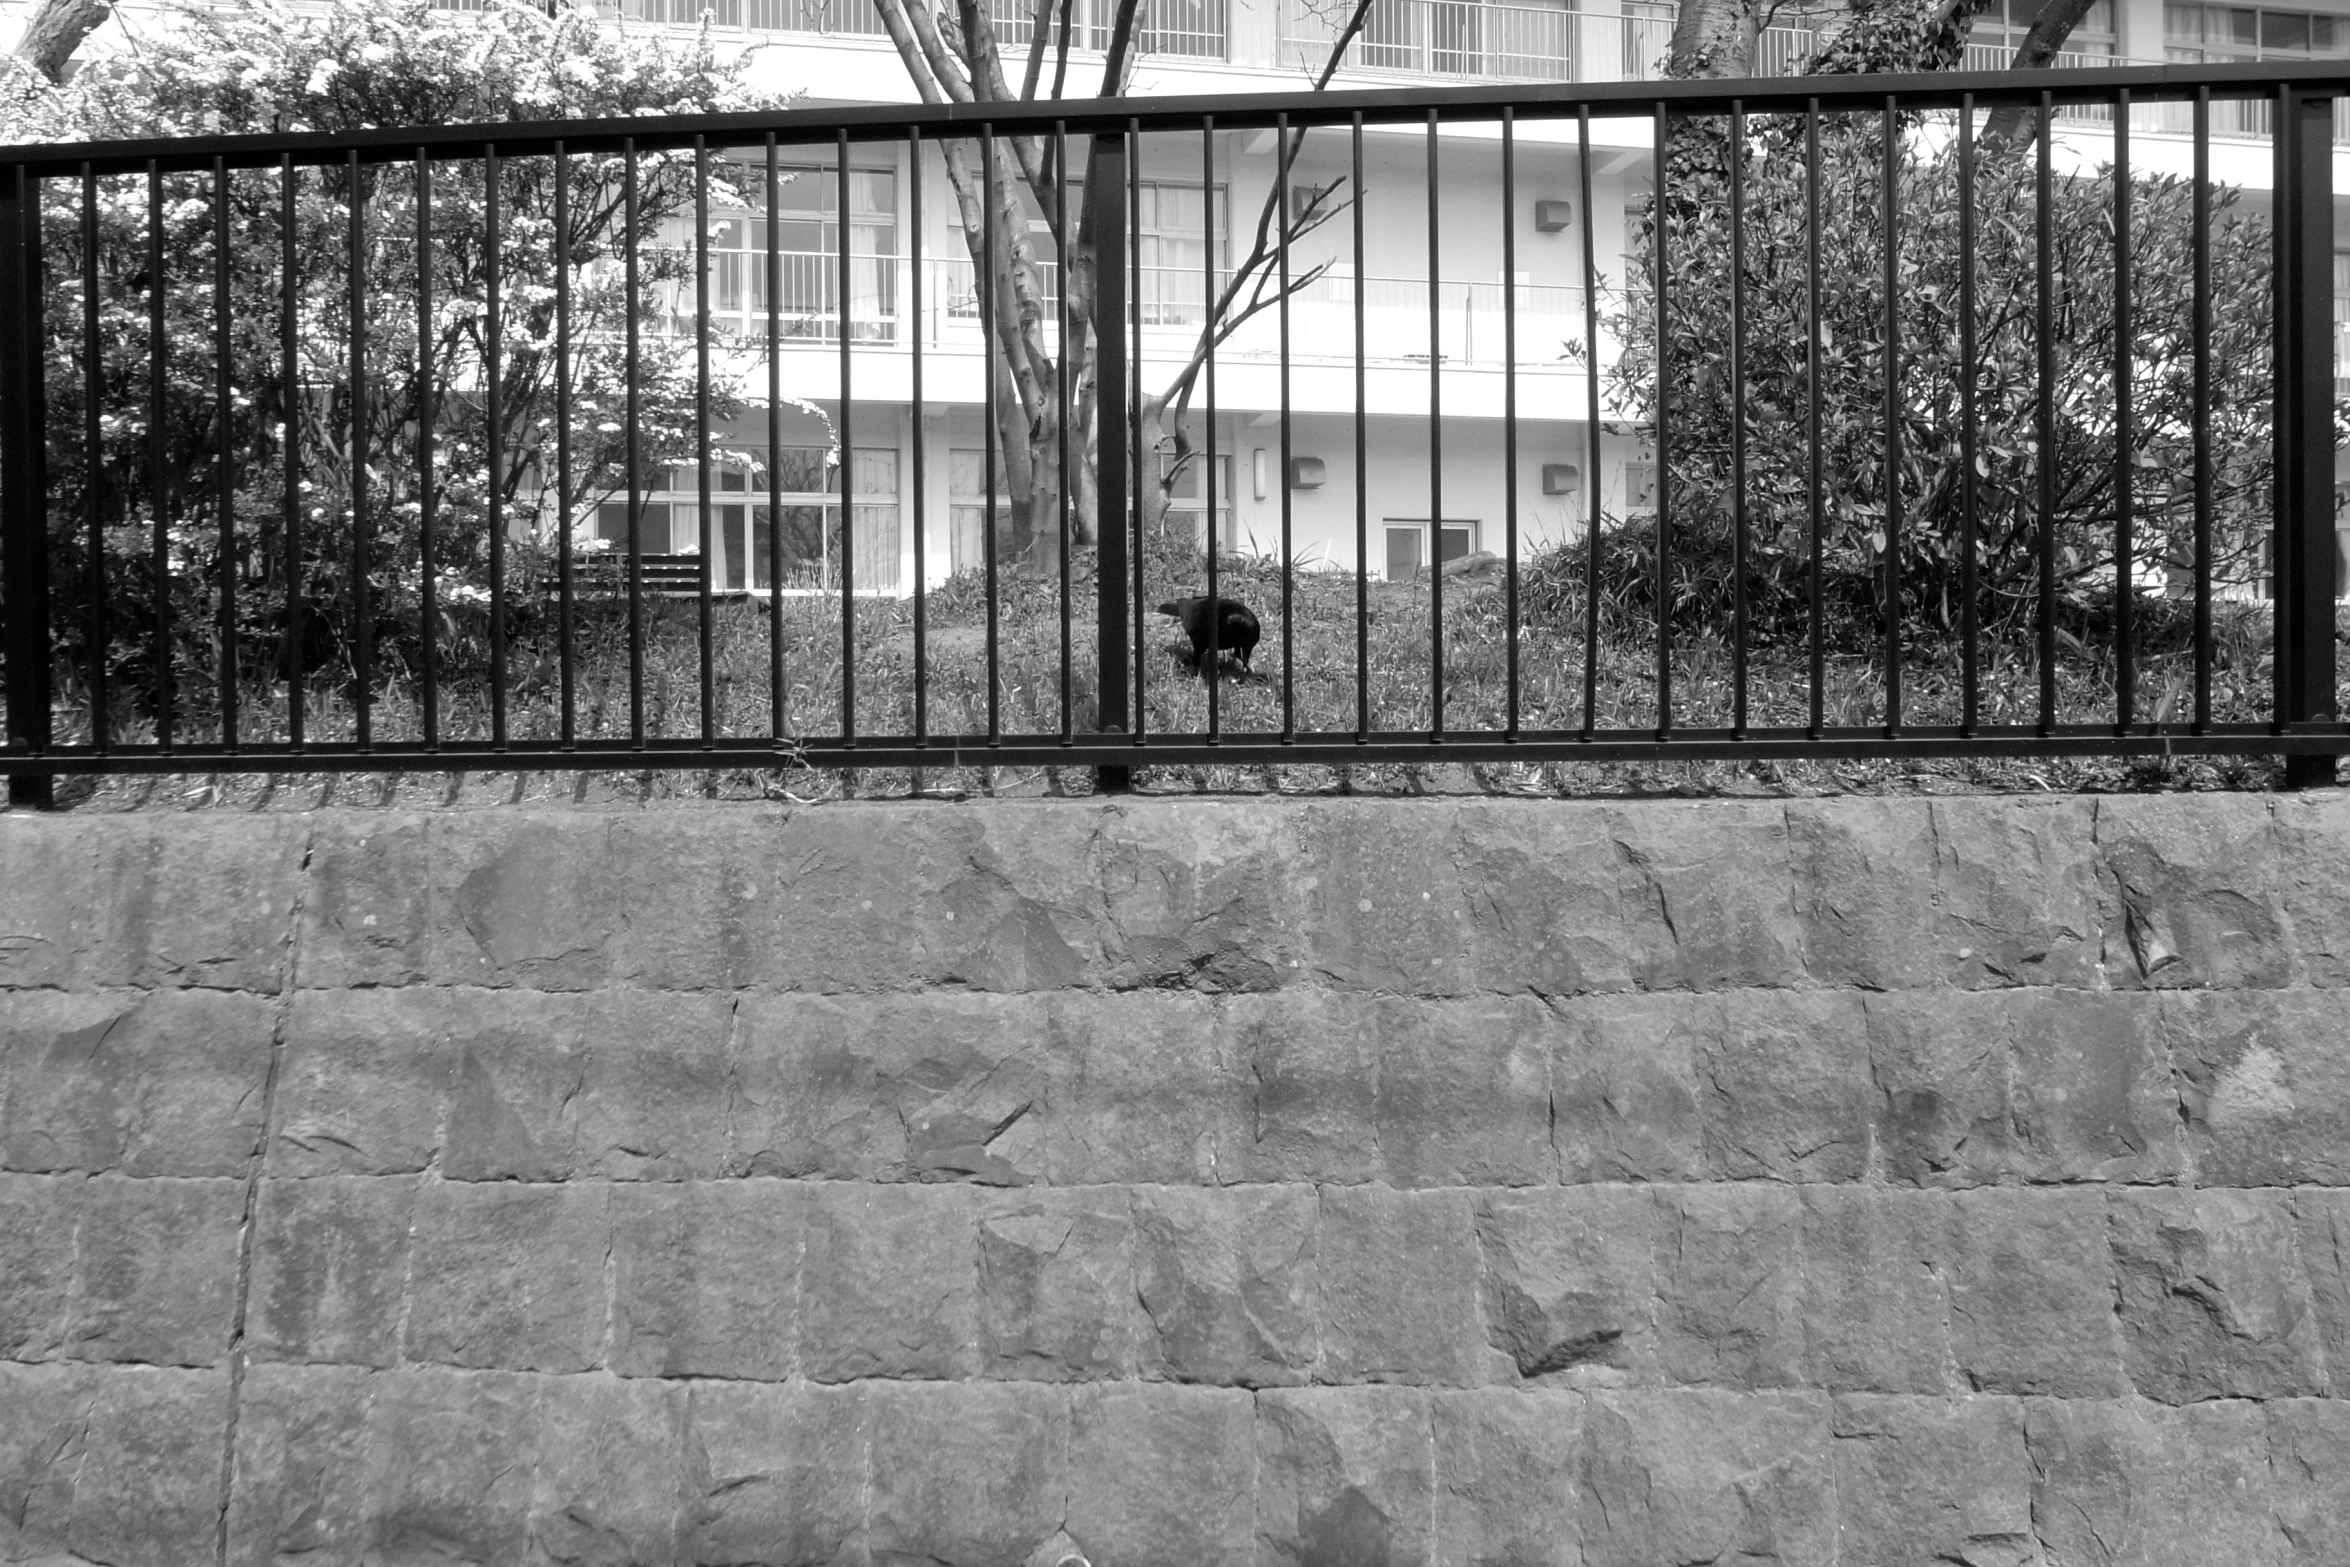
[
  {"x1": 1278, "y1": 0, "x2": 1672, "y2": 82},
  {"x1": 604, "y1": 0, "x2": 1228, "y2": 59}
]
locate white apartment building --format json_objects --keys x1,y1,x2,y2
[{"x1": 10, "y1": 0, "x2": 2350, "y2": 593}]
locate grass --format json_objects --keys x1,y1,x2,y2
[{"x1": 28, "y1": 541, "x2": 2333, "y2": 807}]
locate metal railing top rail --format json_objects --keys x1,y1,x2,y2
[{"x1": 7, "y1": 58, "x2": 2350, "y2": 175}]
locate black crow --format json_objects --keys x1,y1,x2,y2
[{"x1": 1156, "y1": 595, "x2": 1262, "y2": 675}]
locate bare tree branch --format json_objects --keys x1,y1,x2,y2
[
  {"x1": 871, "y1": 0, "x2": 963, "y2": 103},
  {"x1": 12, "y1": 0, "x2": 110, "y2": 81}
]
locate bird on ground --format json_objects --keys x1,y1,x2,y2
[{"x1": 1156, "y1": 595, "x2": 1262, "y2": 678}]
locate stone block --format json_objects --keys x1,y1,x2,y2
[
  {"x1": 2099, "y1": 795, "x2": 2293, "y2": 988},
  {"x1": 0, "y1": 1362, "x2": 96, "y2": 1563},
  {"x1": 1474, "y1": 1187, "x2": 1660, "y2": 1384},
  {"x1": 1373, "y1": 996, "x2": 1553, "y2": 1188},
  {"x1": 979, "y1": 1187, "x2": 1144, "y2": 1381},
  {"x1": 1865, "y1": 991, "x2": 2018, "y2": 1187},
  {"x1": 575, "y1": 990, "x2": 737, "y2": 1182},
  {"x1": 866, "y1": 1381, "x2": 1070, "y2": 1567},
  {"x1": 438, "y1": 992, "x2": 590, "y2": 1182},
  {"x1": 732, "y1": 991, "x2": 1049, "y2": 1185},
  {"x1": 1798, "y1": 1188, "x2": 1954, "y2": 1395},
  {"x1": 359, "y1": 1367, "x2": 541, "y2": 1566},
  {"x1": 294, "y1": 815, "x2": 432, "y2": 989},
  {"x1": 531, "y1": 1375, "x2": 689, "y2": 1567},
  {"x1": 1654, "y1": 1185, "x2": 1805, "y2": 1390},
  {"x1": 404, "y1": 1182, "x2": 610, "y2": 1373},
  {"x1": 730, "y1": 806, "x2": 1108, "y2": 993},
  {"x1": 1431, "y1": 1389, "x2": 1584, "y2": 1566},
  {"x1": 77, "y1": 816, "x2": 307, "y2": 992},
  {"x1": 1946, "y1": 1188, "x2": 2127, "y2": 1397},
  {"x1": 1316, "y1": 1185, "x2": 1485, "y2": 1385},
  {"x1": 1044, "y1": 992, "x2": 1250, "y2": 1185},
  {"x1": 611, "y1": 1181, "x2": 801, "y2": 1382},
  {"x1": 2025, "y1": 1397, "x2": 2288, "y2": 1567},
  {"x1": 2269, "y1": 1398, "x2": 2350, "y2": 1564},
  {"x1": 1092, "y1": 802, "x2": 1303, "y2": 991},
  {"x1": 1224, "y1": 991, "x2": 1378, "y2": 1185},
  {"x1": 2168, "y1": 991, "x2": 2350, "y2": 1186},
  {"x1": 2111, "y1": 1188, "x2": 2327, "y2": 1402},
  {"x1": 2274, "y1": 793, "x2": 2350, "y2": 986},
  {"x1": 684, "y1": 1381, "x2": 871, "y2": 1567},
  {"x1": 1550, "y1": 994, "x2": 1707, "y2": 1183},
  {"x1": 245, "y1": 1175, "x2": 418, "y2": 1368},
  {"x1": 1290, "y1": 801, "x2": 1488, "y2": 994},
  {"x1": 1575, "y1": 1389, "x2": 1835, "y2": 1567},
  {"x1": 2291, "y1": 1189, "x2": 2350, "y2": 1382},
  {"x1": 1929, "y1": 795, "x2": 2102, "y2": 988},
  {"x1": 1254, "y1": 1387, "x2": 1436, "y2": 1567},
  {"x1": 0, "y1": 819, "x2": 96, "y2": 989},
  {"x1": 1829, "y1": 1394, "x2": 2035, "y2": 1567},
  {"x1": 1786, "y1": 797, "x2": 1943, "y2": 989},
  {"x1": 1445, "y1": 803, "x2": 1642, "y2": 995},
  {"x1": 1611, "y1": 801, "x2": 1805, "y2": 992},
  {"x1": 799, "y1": 1183, "x2": 980, "y2": 1382},
  {"x1": 1065, "y1": 1384, "x2": 1256, "y2": 1567},
  {"x1": 222, "y1": 1362, "x2": 372, "y2": 1567},
  {"x1": 1, "y1": 989, "x2": 276, "y2": 1177},
  {"x1": 68, "y1": 1367, "x2": 233, "y2": 1567},
  {"x1": 0, "y1": 1173, "x2": 75, "y2": 1360},
  {"x1": 68, "y1": 1177, "x2": 242, "y2": 1367},
  {"x1": 2005, "y1": 990, "x2": 2185, "y2": 1182},
  {"x1": 1130, "y1": 1185, "x2": 1318, "y2": 1387},
  {"x1": 1697, "y1": 991, "x2": 1873, "y2": 1182},
  {"x1": 271, "y1": 989, "x2": 455, "y2": 1177}
]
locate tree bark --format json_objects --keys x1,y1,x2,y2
[
  {"x1": 12, "y1": 0, "x2": 110, "y2": 80},
  {"x1": 1979, "y1": 0, "x2": 2103, "y2": 150},
  {"x1": 1667, "y1": 0, "x2": 1759, "y2": 78}
]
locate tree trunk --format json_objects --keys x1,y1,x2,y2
[
  {"x1": 1667, "y1": 0, "x2": 1758, "y2": 78},
  {"x1": 1979, "y1": 0, "x2": 2103, "y2": 151},
  {"x1": 12, "y1": 0, "x2": 110, "y2": 80}
]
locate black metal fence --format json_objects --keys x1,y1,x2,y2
[{"x1": 2, "y1": 63, "x2": 2346, "y2": 802}]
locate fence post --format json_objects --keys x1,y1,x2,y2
[
  {"x1": 2279, "y1": 88, "x2": 2339, "y2": 789},
  {"x1": 0, "y1": 163, "x2": 54, "y2": 811},
  {"x1": 1087, "y1": 134, "x2": 1131, "y2": 793}
]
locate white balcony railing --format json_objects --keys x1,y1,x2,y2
[
  {"x1": 610, "y1": 0, "x2": 1227, "y2": 59},
  {"x1": 1278, "y1": 0, "x2": 1672, "y2": 83}
]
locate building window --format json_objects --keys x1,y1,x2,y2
[
  {"x1": 1158, "y1": 448, "x2": 1236, "y2": 551},
  {"x1": 598, "y1": 446, "x2": 899, "y2": 591},
  {"x1": 949, "y1": 447, "x2": 1008, "y2": 576},
  {"x1": 2165, "y1": 1, "x2": 2350, "y2": 58},
  {"x1": 1976, "y1": 0, "x2": 2117, "y2": 55},
  {"x1": 1137, "y1": 182, "x2": 1229, "y2": 327},
  {"x1": 1622, "y1": 461, "x2": 1658, "y2": 516},
  {"x1": 664, "y1": 165, "x2": 898, "y2": 342},
  {"x1": 1383, "y1": 519, "x2": 1480, "y2": 578}
]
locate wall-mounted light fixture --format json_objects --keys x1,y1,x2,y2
[
  {"x1": 1542, "y1": 463, "x2": 1581, "y2": 494},
  {"x1": 1252, "y1": 448, "x2": 1269, "y2": 501},
  {"x1": 1288, "y1": 456, "x2": 1326, "y2": 490},
  {"x1": 1534, "y1": 200, "x2": 1574, "y2": 232}
]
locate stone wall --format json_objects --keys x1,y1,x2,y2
[{"x1": 2, "y1": 794, "x2": 2348, "y2": 1565}]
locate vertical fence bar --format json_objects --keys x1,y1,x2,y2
[
  {"x1": 279, "y1": 157, "x2": 299, "y2": 749},
  {"x1": 983, "y1": 126, "x2": 1000, "y2": 747},
  {"x1": 1880, "y1": 96, "x2": 1901, "y2": 737},
  {"x1": 1090, "y1": 129, "x2": 1129, "y2": 788},
  {"x1": 86, "y1": 165, "x2": 108, "y2": 753},
  {"x1": 1056, "y1": 121, "x2": 1072, "y2": 745},
  {"x1": 1426, "y1": 108, "x2": 1444, "y2": 741},
  {"x1": 1806, "y1": 101, "x2": 1823, "y2": 738},
  {"x1": 149, "y1": 162, "x2": 172, "y2": 750},
  {"x1": 624, "y1": 140, "x2": 644, "y2": 747},
  {"x1": 1579, "y1": 107, "x2": 1601, "y2": 740},
  {"x1": 767, "y1": 134, "x2": 786, "y2": 740},
  {"x1": 213, "y1": 159, "x2": 238, "y2": 750},
  {"x1": 2036, "y1": 93, "x2": 2056, "y2": 736},
  {"x1": 2193, "y1": 91, "x2": 2213, "y2": 732},
  {"x1": 697, "y1": 136, "x2": 716, "y2": 745},
  {"x1": 555, "y1": 142, "x2": 575, "y2": 749},
  {"x1": 1729, "y1": 102, "x2": 1747, "y2": 738},
  {"x1": 1502, "y1": 108, "x2": 1520, "y2": 741},
  {"x1": 2278, "y1": 86, "x2": 2338, "y2": 785},
  {"x1": 485, "y1": 146, "x2": 507, "y2": 750},
  {"x1": 2112, "y1": 94, "x2": 2134, "y2": 734},
  {"x1": 838, "y1": 130, "x2": 856, "y2": 749},
  {"x1": 910, "y1": 129, "x2": 928, "y2": 749},
  {"x1": 1959, "y1": 95, "x2": 1979, "y2": 737},
  {"x1": 1129, "y1": 122, "x2": 1146, "y2": 748},
  {"x1": 0, "y1": 163, "x2": 51, "y2": 808},
  {"x1": 1279, "y1": 114, "x2": 1296, "y2": 742},
  {"x1": 1353, "y1": 112, "x2": 1369, "y2": 741},
  {"x1": 348, "y1": 149, "x2": 370, "y2": 750},
  {"x1": 1204, "y1": 116, "x2": 1221, "y2": 741},
  {"x1": 1653, "y1": 104, "x2": 1671, "y2": 741},
  {"x1": 416, "y1": 150, "x2": 437, "y2": 750}
]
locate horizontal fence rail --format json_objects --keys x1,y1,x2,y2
[{"x1": 3, "y1": 63, "x2": 2348, "y2": 799}]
